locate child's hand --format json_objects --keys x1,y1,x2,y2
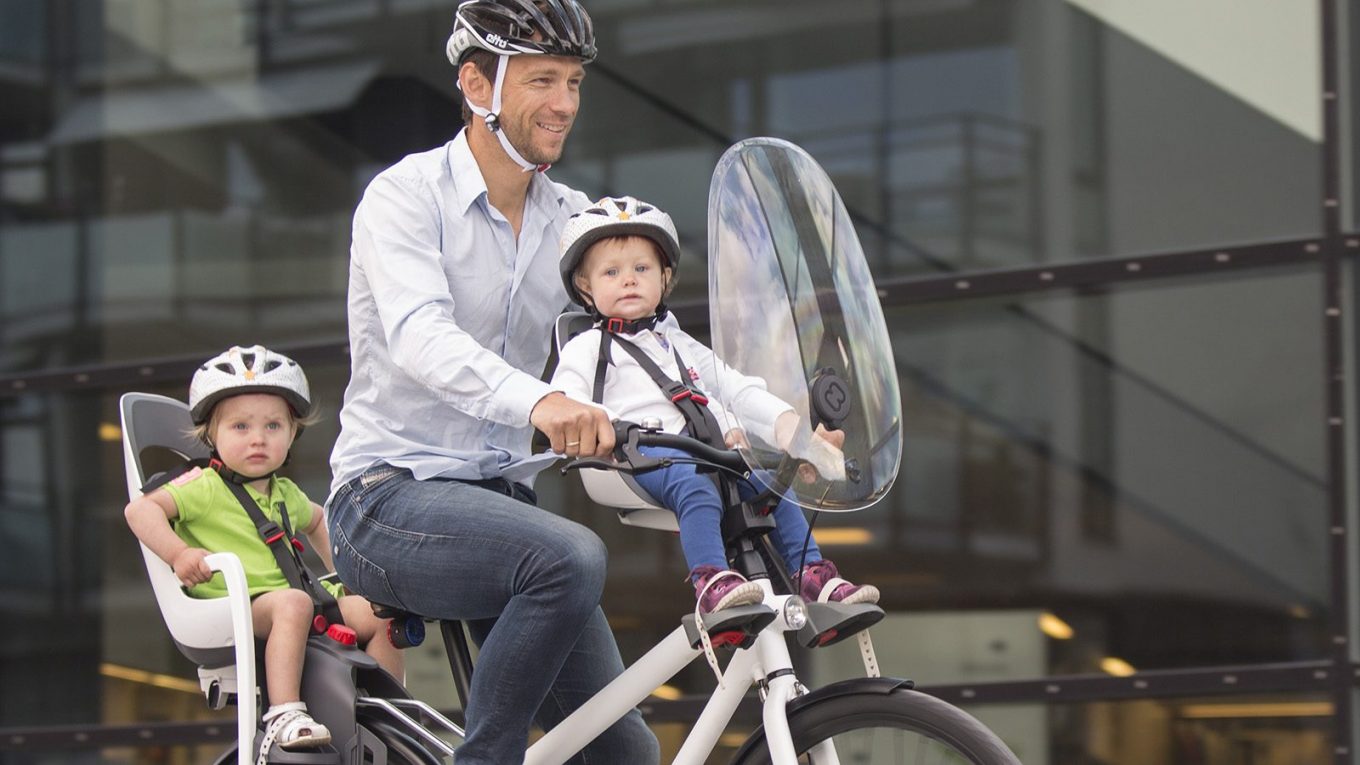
[
  {"x1": 798, "y1": 425, "x2": 847, "y2": 483},
  {"x1": 172, "y1": 547, "x2": 214, "y2": 587}
]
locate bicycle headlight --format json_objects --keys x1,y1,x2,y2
[{"x1": 783, "y1": 595, "x2": 808, "y2": 630}]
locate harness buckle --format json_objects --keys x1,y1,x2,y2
[
  {"x1": 606, "y1": 317, "x2": 625, "y2": 333},
  {"x1": 260, "y1": 522, "x2": 285, "y2": 545},
  {"x1": 669, "y1": 387, "x2": 709, "y2": 407}
]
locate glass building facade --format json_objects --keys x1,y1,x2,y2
[{"x1": 0, "y1": 0, "x2": 1354, "y2": 762}]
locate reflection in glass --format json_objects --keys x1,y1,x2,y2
[{"x1": 883, "y1": 265, "x2": 1327, "y2": 671}]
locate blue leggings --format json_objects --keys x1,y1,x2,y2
[{"x1": 630, "y1": 445, "x2": 823, "y2": 576}]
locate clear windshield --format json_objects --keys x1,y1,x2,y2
[{"x1": 706, "y1": 137, "x2": 902, "y2": 511}]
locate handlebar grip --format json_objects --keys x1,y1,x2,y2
[{"x1": 618, "y1": 423, "x2": 747, "y2": 472}]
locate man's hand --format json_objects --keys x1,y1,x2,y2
[
  {"x1": 172, "y1": 547, "x2": 214, "y2": 588},
  {"x1": 531, "y1": 392, "x2": 615, "y2": 458}
]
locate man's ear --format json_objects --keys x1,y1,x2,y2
[{"x1": 458, "y1": 60, "x2": 492, "y2": 113}]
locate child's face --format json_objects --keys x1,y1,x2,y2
[
  {"x1": 577, "y1": 236, "x2": 671, "y2": 320},
  {"x1": 210, "y1": 394, "x2": 297, "y2": 480}
]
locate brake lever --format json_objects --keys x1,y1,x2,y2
[
  {"x1": 560, "y1": 420, "x2": 672, "y2": 475},
  {"x1": 560, "y1": 457, "x2": 621, "y2": 474}
]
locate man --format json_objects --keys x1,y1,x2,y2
[{"x1": 325, "y1": 2, "x2": 659, "y2": 762}]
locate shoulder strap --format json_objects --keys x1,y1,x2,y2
[
  {"x1": 219, "y1": 479, "x2": 344, "y2": 629},
  {"x1": 140, "y1": 457, "x2": 213, "y2": 495},
  {"x1": 592, "y1": 330, "x2": 612, "y2": 405},
  {"x1": 609, "y1": 335, "x2": 726, "y2": 447}
]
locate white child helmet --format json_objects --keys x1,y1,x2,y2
[
  {"x1": 558, "y1": 196, "x2": 681, "y2": 308},
  {"x1": 188, "y1": 345, "x2": 312, "y2": 425}
]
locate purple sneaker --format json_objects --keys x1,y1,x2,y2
[
  {"x1": 691, "y1": 566, "x2": 763, "y2": 615},
  {"x1": 799, "y1": 560, "x2": 880, "y2": 605}
]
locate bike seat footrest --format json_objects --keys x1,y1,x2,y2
[
  {"x1": 797, "y1": 601, "x2": 884, "y2": 648},
  {"x1": 681, "y1": 604, "x2": 776, "y2": 649}
]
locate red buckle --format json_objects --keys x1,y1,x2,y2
[
  {"x1": 326, "y1": 624, "x2": 358, "y2": 647},
  {"x1": 816, "y1": 628, "x2": 840, "y2": 647},
  {"x1": 264, "y1": 531, "x2": 285, "y2": 545},
  {"x1": 312, "y1": 615, "x2": 329, "y2": 634},
  {"x1": 209, "y1": 457, "x2": 224, "y2": 471},
  {"x1": 291, "y1": 539, "x2": 305, "y2": 553},
  {"x1": 606, "y1": 317, "x2": 625, "y2": 333},
  {"x1": 670, "y1": 389, "x2": 708, "y2": 406}
]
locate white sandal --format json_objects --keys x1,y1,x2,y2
[{"x1": 259, "y1": 701, "x2": 330, "y2": 763}]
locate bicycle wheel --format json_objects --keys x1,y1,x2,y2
[{"x1": 731, "y1": 685, "x2": 1020, "y2": 765}]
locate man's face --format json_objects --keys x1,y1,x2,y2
[{"x1": 496, "y1": 54, "x2": 586, "y2": 165}]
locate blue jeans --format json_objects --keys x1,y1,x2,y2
[
  {"x1": 630, "y1": 446, "x2": 823, "y2": 576},
  {"x1": 327, "y1": 465, "x2": 659, "y2": 765}
]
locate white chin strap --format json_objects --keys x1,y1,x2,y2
[{"x1": 461, "y1": 54, "x2": 548, "y2": 174}]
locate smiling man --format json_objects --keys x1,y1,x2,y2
[{"x1": 325, "y1": 2, "x2": 660, "y2": 764}]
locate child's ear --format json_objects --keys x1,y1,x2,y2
[
  {"x1": 574, "y1": 274, "x2": 595, "y2": 308},
  {"x1": 662, "y1": 267, "x2": 675, "y2": 297}
]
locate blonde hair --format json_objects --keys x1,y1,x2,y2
[{"x1": 191, "y1": 393, "x2": 321, "y2": 448}]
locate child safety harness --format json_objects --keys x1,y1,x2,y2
[
  {"x1": 591, "y1": 314, "x2": 726, "y2": 448},
  {"x1": 142, "y1": 458, "x2": 345, "y2": 632}
]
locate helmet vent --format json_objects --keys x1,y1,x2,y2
[
  {"x1": 215, "y1": 363, "x2": 234, "y2": 374},
  {"x1": 264, "y1": 360, "x2": 283, "y2": 373}
]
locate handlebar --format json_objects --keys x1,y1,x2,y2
[{"x1": 562, "y1": 420, "x2": 748, "y2": 476}]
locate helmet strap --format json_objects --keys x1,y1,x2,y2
[
  {"x1": 597, "y1": 305, "x2": 669, "y2": 335},
  {"x1": 208, "y1": 451, "x2": 277, "y2": 486},
  {"x1": 464, "y1": 54, "x2": 550, "y2": 174}
]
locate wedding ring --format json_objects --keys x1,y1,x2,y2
[{"x1": 566, "y1": 440, "x2": 581, "y2": 447}]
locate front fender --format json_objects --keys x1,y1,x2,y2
[{"x1": 729, "y1": 676, "x2": 914, "y2": 762}]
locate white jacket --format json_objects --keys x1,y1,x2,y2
[{"x1": 551, "y1": 313, "x2": 792, "y2": 447}]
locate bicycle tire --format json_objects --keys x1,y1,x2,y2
[{"x1": 731, "y1": 685, "x2": 1021, "y2": 765}]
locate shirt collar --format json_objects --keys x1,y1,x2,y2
[
  {"x1": 447, "y1": 128, "x2": 569, "y2": 218},
  {"x1": 448, "y1": 129, "x2": 488, "y2": 216},
  {"x1": 241, "y1": 475, "x2": 279, "y2": 505}
]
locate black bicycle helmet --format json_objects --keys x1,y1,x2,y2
[{"x1": 446, "y1": 0, "x2": 597, "y2": 66}]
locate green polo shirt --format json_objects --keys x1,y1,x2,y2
[{"x1": 161, "y1": 466, "x2": 343, "y2": 601}]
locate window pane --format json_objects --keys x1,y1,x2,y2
[{"x1": 881, "y1": 264, "x2": 1327, "y2": 674}]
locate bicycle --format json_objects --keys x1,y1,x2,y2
[{"x1": 316, "y1": 418, "x2": 1022, "y2": 765}]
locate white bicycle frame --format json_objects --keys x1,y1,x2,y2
[{"x1": 523, "y1": 577, "x2": 839, "y2": 765}]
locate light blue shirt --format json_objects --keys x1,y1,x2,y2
[{"x1": 329, "y1": 130, "x2": 591, "y2": 498}]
